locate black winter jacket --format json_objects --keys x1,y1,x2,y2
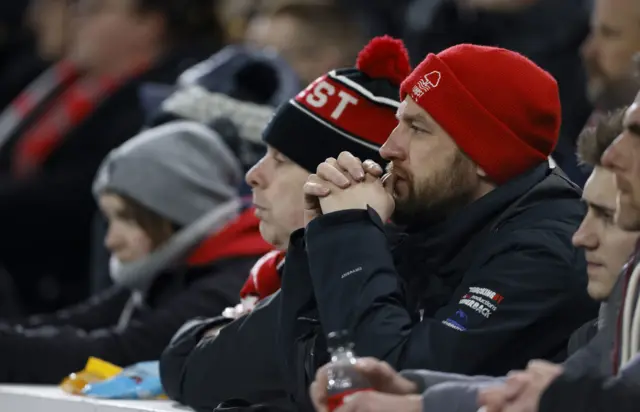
[
  {"x1": 160, "y1": 291, "x2": 295, "y2": 412},
  {"x1": 0, "y1": 256, "x2": 255, "y2": 384},
  {"x1": 278, "y1": 164, "x2": 598, "y2": 409}
]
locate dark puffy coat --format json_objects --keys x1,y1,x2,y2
[
  {"x1": 0, "y1": 257, "x2": 255, "y2": 384},
  {"x1": 278, "y1": 164, "x2": 598, "y2": 409},
  {"x1": 160, "y1": 164, "x2": 598, "y2": 411},
  {"x1": 160, "y1": 291, "x2": 296, "y2": 412}
]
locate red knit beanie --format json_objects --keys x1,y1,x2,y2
[{"x1": 400, "y1": 44, "x2": 561, "y2": 184}]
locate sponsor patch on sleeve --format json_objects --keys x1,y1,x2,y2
[
  {"x1": 442, "y1": 309, "x2": 469, "y2": 331},
  {"x1": 458, "y1": 287, "x2": 504, "y2": 319}
]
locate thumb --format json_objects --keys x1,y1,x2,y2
[{"x1": 381, "y1": 173, "x2": 396, "y2": 195}]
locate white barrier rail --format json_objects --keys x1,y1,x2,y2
[{"x1": 0, "y1": 385, "x2": 187, "y2": 412}]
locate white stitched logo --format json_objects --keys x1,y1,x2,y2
[
  {"x1": 411, "y1": 71, "x2": 441, "y2": 99},
  {"x1": 341, "y1": 267, "x2": 363, "y2": 279}
]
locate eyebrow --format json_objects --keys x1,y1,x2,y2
[
  {"x1": 585, "y1": 200, "x2": 615, "y2": 216},
  {"x1": 597, "y1": 23, "x2": 622, "y2": 36},
  {"x1": 625, "y1": 122, "x2": 640, "y2": 138},
  {"x1": 397, "y1": 112, "x2": 433, "y2": 127}
]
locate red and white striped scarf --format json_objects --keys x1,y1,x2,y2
[{"x1": 0, "y1": 60, "x2": 147, "y2": 177}]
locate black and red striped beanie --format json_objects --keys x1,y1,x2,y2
[{"x1": 262, "y1": 36, "x2": 411, "y2": 172}]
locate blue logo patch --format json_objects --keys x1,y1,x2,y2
[
  {"x1": 444, "y1": 318, "x2": 467, "y2": 331},
  {"x1": 455, "y1": 309, "x2": 469, "y2": 324}
]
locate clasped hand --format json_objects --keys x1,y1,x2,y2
[
  {"x1": 303, "y1": 152, "x2": 395, "y2": 226},
  {"x1": 478, "y1": 360, "x2": 563, "y2": 412}
]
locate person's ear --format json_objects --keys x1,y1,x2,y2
[{"x1": 477, "y1": 166, "x2": 488, "y2": 178}]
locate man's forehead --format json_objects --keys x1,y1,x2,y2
[
  {"x1": 397, "y1": 97, "x2": 431, "y2": 120},
  {"x1": 594, "y1": 0, "x2": 640, "y2": 20},
  {"x1": 624, "y1": 101, "x2": 640, "y2": 124},
  {"x1": 584, "y1": 167, "x2": 617, "y2": 208}
]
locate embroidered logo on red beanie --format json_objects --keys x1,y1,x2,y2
[{"x1": 400, "y1": 44, "x2": 561, "y2": 184}]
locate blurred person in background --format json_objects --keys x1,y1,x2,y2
[
  {"x1": 0, "y1": 3, "x2": 47, "y2": 110},
  {"x1": 27, "y1": 0, "x2": 74, "y2": 61},
  {"x1": 244, "y1": 1, "x2": 368, "y2": 86},
  {"x1": 214, "y1": 0, "x2": 256, "y2": 44},
  {"x1": 0, "y1": 0, "x2": 226, "y2": 315},
  {"x1": 581, "y1": 0, "x2": 640, "y2": 118},
  {"x1": 402, "y1": 0, "x2": 593, "y2": 186},
  {"x1": 478, "y1": 91, "x2": 640, "y2": 412},
  {"x1": 0, "y1": 117, "x2": 273, "y2": 384},
  {"x1": 88, "y1": 43, "x2": 300, "y2": 292}
]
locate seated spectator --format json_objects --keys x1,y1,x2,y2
[
  {"x1": 244, "y1": 1, "x2": 367, "y2": 86},
  {"x1": 0, "y1": 118, "x2": 273, "y2": 384},
  {"x1": 0, "y1": 0, "x2": 225, "y2": 314},
  {"x1": 27, "y1": 0, "x2": 73, "y2": 62},
  {"x1": 159, "y1": 36, "x2": 408, "y2": 412},
  {"x1": 478, "y1": 87, "x2": 640, "y2": 412},
  {"x1": 402, "y1": 0, "x2": 593, "y2": 186},
  {"x1": 531, "y1": 354, "x2": 640, "y2": 412},
  {"x1": 307, "y1": 107, "x2": 639, "y2": 412},
  {"x1": 573, "y1": 0, "x2": 640, "y2": 185},
  {"x1": 292, "y1": 42, "x2": 598, "y2": 409},
  {"x1": 87, "y1": 44, "x2": 300, "y2": 291}
]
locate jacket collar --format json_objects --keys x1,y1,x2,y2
[{"x1": 393, "y1": 163, "x2": 552, "y2": 270}]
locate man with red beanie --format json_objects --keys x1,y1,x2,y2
[{"x1": 292, "y1": 43, "x2": 598, "y2": 408}]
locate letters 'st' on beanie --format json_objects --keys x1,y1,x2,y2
[
  {"x1": 262, "y1": 36, "x2": 412, "y2": 172},
  {"x1": 400, "y1": 44, "x2": 562, "y2": 184}
]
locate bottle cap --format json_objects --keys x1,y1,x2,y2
[{"x1": 327, "y1": 330, "x2": 353, "y2": 352}]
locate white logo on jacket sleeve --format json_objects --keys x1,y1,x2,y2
[
  {"x1": 467, "y1": 287, "x2": 504, "y2": 304},
  {"x1": 457, "y1": 287, "x2": 504, "y2": 319},
  {"x1": 459, "y1": 298, "x2": 493, "y2": 318},
  {"x1": 341, "y1": 267, "x2": 363, "y2": 279}
]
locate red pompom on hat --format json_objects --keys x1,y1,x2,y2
[
  {"x1": 400, "y1": 44, "x2": 561, "y2": 184},
  {"x1": 263, "y1": 36, "x2": 409, "y2": 173},
  {"x1": 356, "y1": 35, "x2": 411, "y2": 86}
]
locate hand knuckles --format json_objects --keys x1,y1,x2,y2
[
  {"x1": 338, "y1": 152, "x2": 358, "y2": 166},
  {"x1": 316, "y1": 163, "x2": 328, "y2": 174}
]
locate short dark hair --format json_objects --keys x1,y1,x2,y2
[
  {"x1": 264, "y1": 2, "x2": 367, "y2": 63},
  {"x1": 577, "y1": 107, "x2": 627, "y2": 167},
  {"x1": 110, "y1": 192, "x2": 176, "y2": 247},
  {"x1": 135, "y1": 0, "x2": 224, "y2": 45}
]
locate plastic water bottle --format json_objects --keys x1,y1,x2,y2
[{"x1": 325, "y1": 330, "x2": 372, "y2": 411}]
